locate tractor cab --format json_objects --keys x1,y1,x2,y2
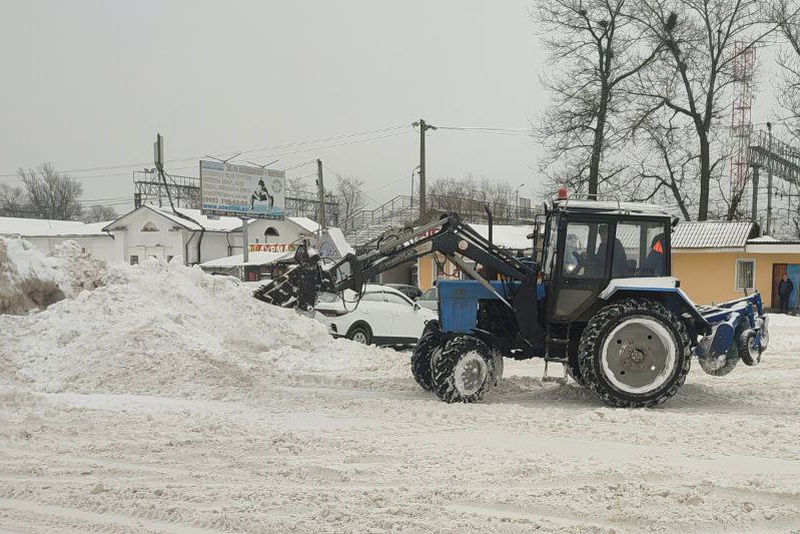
[{"x1": 538, "y1": 200, "x2": 675, "y2": 324}]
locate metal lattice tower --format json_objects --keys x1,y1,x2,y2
[
  {"x1": 729, "y1": 41, "x2": 756, "y2": 210},
  {"x1": 133, "y1": 170, "x2": 202, "y2": 209}
]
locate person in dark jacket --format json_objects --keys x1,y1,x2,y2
[
  {"x1": 641, "y1": 233, "x2": 666, "y2": 276},
  {"x1": 599, "y1": 225, "x2": 629, "y2": 277},
  {"x1": 778, "y1": 272, "x2": 794, "y2": 314}
]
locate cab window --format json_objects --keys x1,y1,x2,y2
[
  {"x1": 613, "y1": 221, "x2": 667, "y2": 278},
  {"x1": 542, "y1": 215, "x2": 558, "y2": 277},
  {"x1": 562, "y1": 222, "x2": 609, "y2": 278}
]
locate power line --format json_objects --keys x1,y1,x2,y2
[
  {"x1": 0, "y1": 129, "x2": 413, "y2": 183},
  {"x1": 280, "y1": 160, "x2": 316, "y2": 172},
  {"x1": 0, "y1": 124, "x2": 412, "y2": 179},
  {"x1": 436, "y1": 125, "x2": 531, "y2": 134}
]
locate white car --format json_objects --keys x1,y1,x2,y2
[{"x1": 314, "y1": 284, "x2": 437, "y2": 346}]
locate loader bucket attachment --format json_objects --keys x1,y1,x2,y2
[{"x1": 252, "y1": 244, "x2": 328, "y2": 310}]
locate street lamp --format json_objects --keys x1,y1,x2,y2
[{"x1": 515, "y1": 183, "x2": 525, "y2": 218}]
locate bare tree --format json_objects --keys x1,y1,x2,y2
[
  {"x1": 633, "y1": 0, "x2": 772, "y2": 220},
  {"x1": 17, "y1": 163, "x2": 83, "y2": 220},
  {"x1": 0, "y1": 183, "x2": 29, "y2": 217},
  {"x1": 335, "y1": 175, "x2": 365, "y2": 220},
  {"x1": 535, "y1": 0, "x2": 663, "y2": 198},
  {"x1": 428, "y1": 175, "x2": 526, "y2": 222},
  {"x1": 82, "y1": 205, "x2": 118, "y2": 223},
  {"x1": 630, "y1": 115, "x2": 697, "y2": 219}
]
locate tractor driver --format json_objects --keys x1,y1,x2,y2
[{"x1": 595, "y1": 225, "x2": 628, "y2": 276}]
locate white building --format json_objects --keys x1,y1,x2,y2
[
  {"x1": 102, "y1": 206, "x2": 242, "y2": 265},
  {"x1": 1, "y1": 205, "x2": 346, "y2": 275},
  {"x1": 0, "y1": 216, "x2": 116, "y2": 262},
  {"x1": 102, "y1": 205, "x2": 327, "y2": 265}
]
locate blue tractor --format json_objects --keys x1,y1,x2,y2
[{"x1": 255, "y1": 199, "x2": 769, "y2": 408}]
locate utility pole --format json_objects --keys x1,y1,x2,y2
[
  {"x1": 751, "y1": 165, "x2": 760, "y2": 226},
  {"x1": 414, "y1": 119, "x2": 436, "y2": 219},
  {"x1": 767, "y1": 122, "x2": 774, "y2": 235},
  {"x1": 316, "y1": 159, "x2": 326, "y2": 231},
  {"x1": 153, "y1": 133, "x2": 176, "y2": 213}
]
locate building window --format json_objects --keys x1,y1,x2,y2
[
  {"x1": 735, "y1": 259, "x2": 756, "y2": 291},
  {"x1": 141, "y1": 222, "x2": 159, "y2": 232},
  {"x1": 130, "y1": 255, "x2": 139, "y2": 265}
]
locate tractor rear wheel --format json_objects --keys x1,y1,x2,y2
[
  {"x1": 432, "y1": 335, "x2": 495, "y2": 403},
  {"x1": 578, "y1": 298, "x2": 691, "y2": 408},
  {"x1": 411, "y1": 322, "x2": 441, "y2": 391}
]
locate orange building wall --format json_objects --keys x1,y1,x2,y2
[
  {"x1": 418, "y1": 256, "x2": 434, "y2": 290},
  {"x1": 672, "y1": 251, "x2": 800, "y2": 307},
  {"x1": 671, "y1": 252, "x2": 741, "y2": 305}
]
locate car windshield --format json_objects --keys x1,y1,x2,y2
[{"x1": 420, "y1": 288, "x2": 437, "y2": 300}]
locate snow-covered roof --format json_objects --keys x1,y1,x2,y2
[
  {"x1": 0, "y1": 216, "x2": 112, "y2": 237},
  {"x1": 103, "y1": 205, "x2": 244, "y2": 232},
  {"x1": 469, "y1": 223, "x2": 533, "y2": 250},
  {"x1": 555, "y1": 200, "x2": 671, "y2": 217},
  {"x1": 289, "y1": 216, "x2": 321, "y2": 234},
  {"x1": 234, "y1": 216, "x2": 322, "y2": 234},
  {"x1": 747, "y1": 235, "x2": 779, "y2": 243},
  {"x1": 199, "y1": 250, "x2": 291, "y2": 268},
  {"x1": 104, "y1": 204, "x2": 325, "y2": 237},
  {"x1": 672, "y1": 221, "x2": 756, "y2": 249},
  {"x1": 149, "y1": 207, "x2": 244, "y2": 232},
  {"x1": 322, "y1": 227, "x2": 354, "y2": 256}
]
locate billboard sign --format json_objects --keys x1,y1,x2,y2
[
  {"x1": 249, "y1": 243, "x2": 297, "y2": 253},
  {"x1": 200, "y1": 160, "x2": 285, "y2": 219}
]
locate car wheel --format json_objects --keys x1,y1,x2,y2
[{"x1": 347, "y1": 323, "x2": 372, "y2": 345}]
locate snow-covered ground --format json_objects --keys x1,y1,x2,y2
[{"x1": 1, "y1": 237, "x2": 800, "y2": 533}]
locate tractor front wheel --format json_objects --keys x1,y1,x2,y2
[
  {"x1": 411, "y1": 322, "x2": 441, "y2": 391},
  {"x1": 432, "y1": 335, "x2": 495, "y2": 403},
  {"x1": 578, "y1": 298, "x2": 691, "y2": 408}
]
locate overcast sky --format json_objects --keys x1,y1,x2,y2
[
  {"x1": 0, "y1": 1, "x2": 787, "y2": 215},
  {"x1": 0, "y1": 0, "x2": 548, "y2": 212}
]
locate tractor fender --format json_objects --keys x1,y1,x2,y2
[
  {"x1": 598, "y1": 278, "x2": 710, "y2": 331},
  {"x1": 469, "y1": 327, "x2": 496, "y2": 347}
]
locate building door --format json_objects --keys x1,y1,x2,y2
[
  {"x1": 772, "y1": 264, "x2": 786, "y2": 309},
  {"x1": 772, "y1": 263, "x2": 800, "y2": 309}
]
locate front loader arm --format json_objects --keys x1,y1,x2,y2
[{"x1": 253, "y1": 213, "x2": 537, "y2": 310}]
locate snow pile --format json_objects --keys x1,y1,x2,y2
[
  {"x1": 1, "y1": 237, "x2": 66, "y2": 314},
  {"x1": 765, "y1": 312, "x2": 799, "y2": 354},
  {"x1": 0, "y1": 256, "x2": 405, "y2": 398},
  {"x1": 0, "y1": 237, "x2": 112, "y2": 315}
]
